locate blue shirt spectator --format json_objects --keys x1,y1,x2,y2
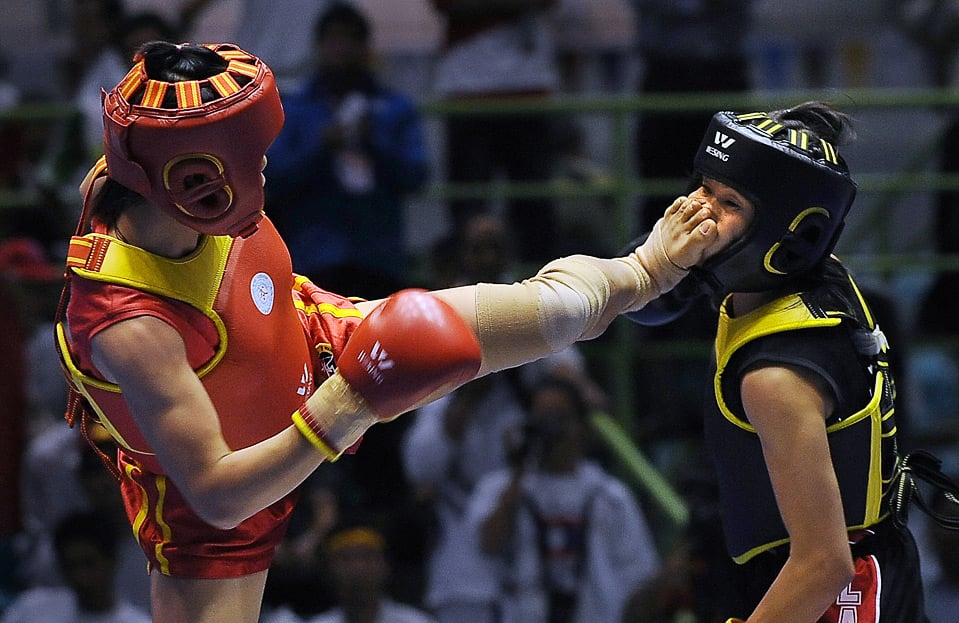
[{"x1": 266, "y1": 3, "x2": 429, "y2": 299}]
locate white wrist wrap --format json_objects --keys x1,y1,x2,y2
[{"x1": 291, "y1": 373, "x2": 378, "y2": 460}]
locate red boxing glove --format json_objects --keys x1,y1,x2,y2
[
  {"x1": 338, "y1": 288, "x2": 482, "y2": 418},
  {"x1": 293, "y1": 289, "x2": 482, "y2": 459}
]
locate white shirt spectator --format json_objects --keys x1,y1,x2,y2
[{"x1": 1, "y1": 586, "x2": 150, "y2": 623}]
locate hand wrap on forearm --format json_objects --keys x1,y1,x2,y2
[{"x1": 291, "y1": 373, "x2": 377, "y2": 461}]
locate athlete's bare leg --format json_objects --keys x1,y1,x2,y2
[{"x1": 150, "y1": 570, "x2": 268, "y2": 623}]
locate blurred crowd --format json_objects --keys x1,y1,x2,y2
[{"x1": 3, "y1": 1, "x2": 959, "y2": 622}]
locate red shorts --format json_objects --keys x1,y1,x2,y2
[
  {"x1": 118, "y1": 450, "x2": 300, "y2": 579},
  {"x1": 817, "y1": 526, "x2": 929, "y2": 623},
  {"x1": 819, "y1": 552, "x2": 880, "y2": 623}
]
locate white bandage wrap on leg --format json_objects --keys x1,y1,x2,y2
[{"x1": 474, "y1": 218, "x2": 688, "y2": 373}]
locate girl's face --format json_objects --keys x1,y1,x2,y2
[{"x1": 689, "y1": 177, "x2": 755, "y2": 259}]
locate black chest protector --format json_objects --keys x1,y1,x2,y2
[{"x1": 705, "y1": 273, "x2": 898, "y2": 563}]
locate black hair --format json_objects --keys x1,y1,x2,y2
[
  {"x1": 127, "y1": 41, "x2": 254, "y2": 110},
  {"x1": 138, "y1": 40, "x2": 227, "y2": 83},
  {"x1": 314, "y1": 2, "x2": 370, "y2": 43},
  {"x1": 529, "y1": 375, "x2": 590, "y2": 423},
  {"x1": 96, "y1": 178, "x2": 145, "y2": 227},
  {"x1": 768, "y1": 101, "x2": 857, "y2": 166}
]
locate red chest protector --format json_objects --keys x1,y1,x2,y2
[{"x1": 57, "y1": 219, "x2": 319, "y2": 474}]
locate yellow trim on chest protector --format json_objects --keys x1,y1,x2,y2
[
  {"x1": 70, "y1": 233, "x2": 232, "y2": 309},
  {"x1": 714, "y1": 294, "x2": 842, "y2": 432},
  {"x1": 67, "y1": 233, "x2": 233, "y2": 381}
]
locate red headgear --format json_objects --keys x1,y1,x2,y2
[{"x1": 101, "y1": 43, "x2": 284, "y2": 238}]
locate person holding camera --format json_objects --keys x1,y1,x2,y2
[{"x1": 464, "y1": 376, "x2": 660, "y2": 623}]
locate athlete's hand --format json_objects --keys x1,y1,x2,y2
[
  {"x1": 656, "y1": 195, "x2": 718, "y2": 270},
  {"x1": 292, "y1": 289, "x2": 482, "y2": 459}
]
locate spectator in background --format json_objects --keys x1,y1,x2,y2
[
  {"x1": 466, "y1": 376, "x2": 660, "y2": 623},
  {"x1": 889, "y1": 0, "x2": 959, "y2": 87},
  {"x1": 898, "y1": 0, "x2": 959, "y2": 472},
  {"x1": 1, "y1": 511, "x2": 151, "y2": 623},
  {"x1": 262, "y1": 471, "x2": 342, "y2": 620},
  {"x1": 266, "y1": 2, "x2": 429, "y2": 300},
  {"x1": 16, "y1": 423, "x2": 151, "y2": 612},
  {"x1": 428, "y1": 212, "x2": 522, "y2": 295},
  {"x1": 402, "y1": 370, "x2": 526, "y2": 623},
  {"x1": 629, "y1": 0, "x2": 754, "y2": 235},
  {"x1": 404, "y1": 213, "x2": 606, "y2": 623},
  {"x1": 304, "y1": 521, "x2": 437, "y2": 623},
  {"x1": 27, "y1": 0, "x2": 125, "y2": 201},
  {"x1": 429, "y1": 0, "x2": 562, "y2": 263},
  {"x1": 0, "y1": 53, "x2": 20, "y2": 113},
  {"x1": 231, "y1": 0, "x2": 331, "y2": 89},
  {"x1": 622, "y1": 0, "x2": 755, "y2": 491},
  {"x1": 72, "y1": 6, "x2": 179, "y2": 160},
  {"x1": 172, "y1": 0, "x2": 243, "y2": 44},
  {"x1": 39, "y1": 5, "x2": 179, "y2": 210}
]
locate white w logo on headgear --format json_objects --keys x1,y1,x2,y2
[
  {"x1": 714, "y1": 132, "x2": 736, "y2": 148},
  {"x1": 713, "y1": 131, "x2": 736, "y2": 148}
]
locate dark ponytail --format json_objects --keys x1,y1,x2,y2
[{"x1": 769, "y1": 101, "x2": 857, "y2": 148}]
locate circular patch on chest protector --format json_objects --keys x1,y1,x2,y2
[{"x1": 250, "y1": 272, "x2": 275, "y2": 315}]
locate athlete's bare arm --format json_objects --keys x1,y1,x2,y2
[
  {"x1": 741, "y1": 363, "x2": 854, "y2": 623},
  {"x1": 91, "y1": 316, "x2": 324, "y2": 529}
]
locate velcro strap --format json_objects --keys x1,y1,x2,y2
[{"x1": 66, "y1": 235, "x2": 113, "y2": 272}]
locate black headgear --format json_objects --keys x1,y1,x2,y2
[{"x1": 691, "y1": 111, "x2": 857, "y2": 293}]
